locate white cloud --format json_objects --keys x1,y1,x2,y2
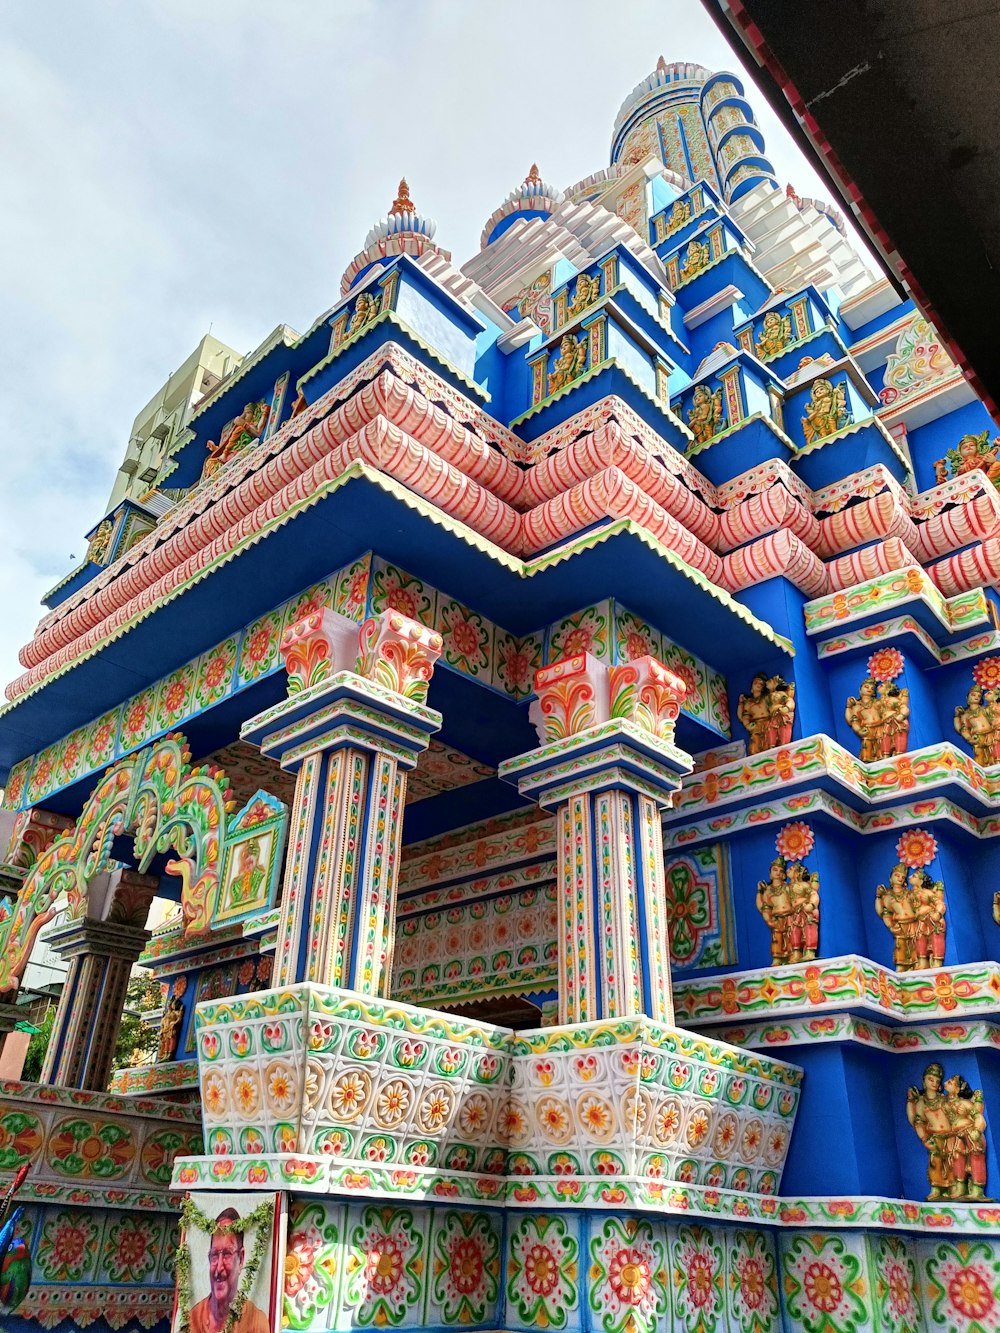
[{"x1": 0, "y1": 0, "x2": 869, "y2": 695}]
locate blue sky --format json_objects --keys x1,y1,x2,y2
[{"x1": 0, "y1": 0, "x2": 854, "y2": 697}]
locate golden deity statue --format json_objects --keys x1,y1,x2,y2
[
  {"x1": 687, "y1": 383, "x2": 724, "y2": 445},
  {"x1": 663, "y1": 197, "x2": 691, "y2": 237},
  {"x1": 157, "y1": 993, "x2": 185, "y2": 1063},
  {"x1": 801, "y1": 376, "x2": 850, "y2": 445},
  {"x1": 566, "y1": 272, "x2": 601, "y2": 319},
  {"x1": 935, "y1": 431, "x2": 1000, "y2": 487},
  {"x1": 737, "y1": 671, "x2": 796, "y2": 754},
  {"x1": 546, "y1": 334, "x2": 588, "y2": 396},
  {"x1": 756, "y1": 855, "x2": 819, "y2": 966},
  {"x1": 87, "y1": 518, "x2": 115, "y2": 567},
  {"x1": 875, "y1": 863, "x2": 945, "y2": 971},
  {"x1": 755, "y1": 309, "x2": 793, "y2": 360},
  {"x1": 348, "y1": 289, "x2": 381, "y2": 336},
  {"x1": 203, "y1": 399, "x2": 270, "y2": 478},
  {"x1": 953, "y1": 683, "x2": 1000, "y2": 765},
  {"x1": 680, "y1": 238, "x2": 710, "y2": 282},
  {"x1": 845, "y1": 677, "x2": 909, "y2": 762},
  {"x1": 907, "y1": 1062, "x2": 989, "y2": 1200}
]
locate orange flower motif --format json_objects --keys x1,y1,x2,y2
[
  {"x1": 973, "y1": 657, "x2": 1000, "y2": 690},
  {"x1": 775, "y1": 821, "x2": 814, "y2": 860},
  {"x1": 896, "y1": 828, "x2": 937, "y2": 868},
  {"x1": 867, "y1": 647, "x2": 904, "y2": 682}
]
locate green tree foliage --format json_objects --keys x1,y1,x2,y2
[
  {"x1": 112, "y1": 973, "x2": 161, "y2": 1071},
  {"x1": 19, "y1": 973, "x2": 160, "y2": 1085},
  {"x1": 20, "y1": 1003, "x2": 55, "y2": 1083}
]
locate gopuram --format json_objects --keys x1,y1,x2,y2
[{"x1": 1, "y1": 54, "x2": 1000, "y2": 1333}]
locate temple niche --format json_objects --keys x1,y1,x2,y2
[{"x1": 1, "y1": 50, "x2": 1000, "y2": 1333}]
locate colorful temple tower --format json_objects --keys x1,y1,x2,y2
[{"x1": 1, "y1": 55, "x2": 1000, "y2": 1333}]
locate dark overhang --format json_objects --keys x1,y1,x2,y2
[{"x1": 703, "y1": 0, "x2": 1000, "y2": 416}]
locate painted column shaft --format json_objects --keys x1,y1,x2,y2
[
  {"x1": 41, "y1": 920, "x2": 150, "y2": 1090},
  {"x1": 247, "y1": 607, "x2": 443, "y2": 995},
  {"x1": 275, "y1": 740, "x2": 407, "y2": 993}
]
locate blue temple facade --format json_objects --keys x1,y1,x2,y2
[{"x1": 1, "y1": 55, "x2": 999, "y2": 1333}]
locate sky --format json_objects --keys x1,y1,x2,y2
[{"x1": 0, "y1": 0, "x2": 867, "y2": 700}]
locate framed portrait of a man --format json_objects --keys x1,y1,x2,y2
[
  {"x1": 172, "y1": 1191, "x2": 285, "y2": 1333},
  {"x1": 212, "y1": 792, "x2": 287, "y2": 929}
]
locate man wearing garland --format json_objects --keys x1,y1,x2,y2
[{"x1": 189, "y1": 1208, "x2": 270, "y2": 1333}]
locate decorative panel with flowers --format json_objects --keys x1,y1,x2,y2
[
  {"x1": 506, "y1": 1213, "x2": 581, "y2": 1331},
  {"x1": 918, "y1": 1237, "x2": 1000, "y2": 1333},
  {"x1": 663, "y1": 843, "x2": 736, "y2": 971},
  {"x1": 282, "y1": 1199, "x2": 503, "y2": 1331},
  {"x1": 780, "y1": 1231, "x2": 873, "y2": 1333},
  {"x1": 393, "y1": 877, "x2": 558, "y2": 1007}
]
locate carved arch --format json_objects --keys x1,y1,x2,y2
[{"x1": 0, "y1": 733, "x2": 234, "y2": 990}]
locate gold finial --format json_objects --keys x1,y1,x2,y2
[
  {"x1": 525, "y1": 163, "x2": 542, "y2": 185},
  {"x1": 389, "y1": 178, "x2": 413, "y2": 216}
]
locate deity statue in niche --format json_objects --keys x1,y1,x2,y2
[
  {"x1": 87, "y1": 518, "x2": 115, "y2": 566},
  {"x1": 907, "y1": 1062, "x2": 989, "y2": 1200},
  {"x1": 737, "y1": 672, "x2": 796, "y2": 754},
  {"x1": 757, "y1": 857, "x2": 793, "y2": 965},
  {"x1": 546, "y1": 334, "x2": 588, "y2": 396},
  {"x1": 662, "y1": 196, "x2": 691, "y2": 237},
  {"x1": 348, "y1": 288, "x2": 381, "y2": 336},
  {"x1": 680, "y1": 237, "x2": 710, "y2": 281},
  {"x1": 876, "y1": 863, "x2": 913, "y2": 970},
  {"x1": 566, "y1": 272, "x2": 601, "y2": 319},
  {"x1": 203, "y1": 399, "x2": 270, "y2": 478},
  {"x1": 801, "y1": 376, "x2": 850, "y2": 445},
  {"x1": 687, "y1": 383, "x2": 724, "y2": 445},
  {"x1": 955, "y1": 684, "x2": 994, "y2": 764},
  {"x1": 934, "y1": 431, "x2": 1000, "y2": 487},
  {"x1": 875, "y1": 863, "x2": 946, "y2": 970},
  {"x1": 845, "y1": 677, "x2": 910, "y2": 761},
  {"x1": 157, "y1": 993, "x2": 185, "y2": 1062},
  {"x1": 755, "y1": 309, "x2": 792, "y2": 360},
  {"x1": 954, "y1": 669, "x2": 1000, "y2": 765},
  {"x1": 765, "y1": 674, "x2": 796, "y2": 748},
  {"x1": 756, "y1": 854, "x2": 819, "y2": 966},
  {"x1": 877, "y1": 681, "x2": 910, "y2": 755}
]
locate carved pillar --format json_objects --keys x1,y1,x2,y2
[
  {"x1": 500, "y1": 653, "x2": 691, "y2": 1027},
  {"x1": 40, "y1": 868, "x2": 157, "y2": 1091},
  {"x1": 242, "y1": 608, "x2": 442, "y2": 993}
]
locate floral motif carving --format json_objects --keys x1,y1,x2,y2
[
  {"x1": 357, "y1": 610, "x2": 443, "y2": 703},
  {"x1": 280, "y1": 609, "x2": 360, "y2": 693},
  {"x1": 609, "y1": 656, "x2": 687, "y2": 741}
]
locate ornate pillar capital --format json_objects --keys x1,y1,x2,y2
[
  {"x1": 506, "y1": 652, "x2": 690, "y2": 809},
  {"x1": 45, "y1": 917, "x2": 150, "y2": 962},
  {"x1": 244, "y1": 608, "x2": 442, "y2": 773}
]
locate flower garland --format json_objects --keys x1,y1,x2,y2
[{"x1": 174, "y1": 1196, "x2": 275, "y2": 1333}]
